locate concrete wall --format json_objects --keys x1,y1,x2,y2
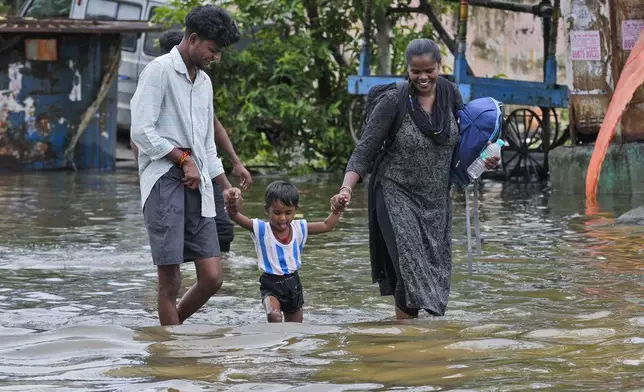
[
  {"x1": 561, "y1": 0, "x2": 644, "y2": 142},
  {"x1": 550, "y1": 143, "x2": 644, "y2": 194}
]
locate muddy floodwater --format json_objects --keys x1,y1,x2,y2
[{"x1": 0, "y1": 172, "x2": 642, "y2": 391}]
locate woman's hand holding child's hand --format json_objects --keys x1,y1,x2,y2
[{"x1": 330, "y1": 192, "x2": 350, "y2": 214}]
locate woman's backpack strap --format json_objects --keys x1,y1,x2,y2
[{"x1": 384, "y1": 81, "x2": 410, "y2": 147}]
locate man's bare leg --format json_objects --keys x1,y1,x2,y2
[
  {"x1": 177, "y1": 256, "x2": 223, "y2": 323},
  {"x1": 157, "y1": 264, "x2": 182, "y2": 325}
]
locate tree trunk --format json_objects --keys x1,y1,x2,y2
[
  {"x1": 303, "y1": 0, "x2": 333, "y2": 102},
  {"x1": 375, "y1": 6, "x2": 391, "y2": 75}
]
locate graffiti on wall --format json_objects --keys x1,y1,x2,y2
[
  {"x1": 0, "y1": 61, "x2": 78, "y2": 168},
  {"x1": 68, "y1": 60, "x2": 82, "y2": 102}
]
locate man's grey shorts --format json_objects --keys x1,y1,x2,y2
[{"x1": 143, "y1": 166, "x2": 221, "y2": 265}]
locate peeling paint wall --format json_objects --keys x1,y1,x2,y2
[
  {"x1": 68, "y1": 60, "x2": 82, "y2": 102},
  {"x1": 562, "y1": 0, "x2": 614, "y2": 140},
  {"x1": 0, "y1": 34, "x2": 118, "y2": 170},
  {"x1": 408, "y1": 0, "x2": 569, "y2": 83},
  {"x1": 562, "y1": 0, "x2": 643, "y2": 142},
  {"x1": 610, "y1": 0, "x2": 644, "y2": 141},
  {"x1": 406, "y1": 0, "x2": 643, "y2": 143}
]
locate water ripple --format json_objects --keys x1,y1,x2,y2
[{"x1": 0, "y1": 174, "x2": 642, "y2": 390}]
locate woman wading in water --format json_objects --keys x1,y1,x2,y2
[{"x1": 331, "y1": 39, "x2": 499, "y2": 318}]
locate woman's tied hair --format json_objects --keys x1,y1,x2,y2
[
  {"x1": 184, "y1": 5, "x2": 240, "y2": 49},
  {"x1": 405, "y1": 38, "x2": 442, "y2": 65}
]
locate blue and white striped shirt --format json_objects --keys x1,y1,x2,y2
[{"x1": 250, "y1": 219, "x2": 308, "y2": 276}]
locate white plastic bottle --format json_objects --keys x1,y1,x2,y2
[{"x1": 467, "y1": 139, "x2": 505, "y2": 180}]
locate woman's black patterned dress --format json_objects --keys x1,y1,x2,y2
[{"x1": 346, "y1": 87, "x2": 459, "y2": 316}]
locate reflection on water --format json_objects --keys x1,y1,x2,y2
[{"x1": 0, "y1": 172, "x2": 642, "y2": 391}]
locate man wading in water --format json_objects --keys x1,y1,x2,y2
[
  {"x1": 131, "y1": 29, "x2": 253, "y2": 253},
  {"x1": 130, "y1": 5, "x2": 242, "y2": 325}
]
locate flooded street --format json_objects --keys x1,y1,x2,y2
[{"x1": 0, "y1": 171, "x2": 643, "y2": 391}]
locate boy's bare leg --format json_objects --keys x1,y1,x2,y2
[
  {"x1": 157, "y1": 265, "x2": 182, "y2": 325},
  {"x1": 263, "y1": 296, "x2": 283, "y2": 322},
  {"x1": 177, "y1": 256, "x2": 223, "y2": 323},
  {"x1": 284, "y1": 309, "x2": 303, "y2": 323}
]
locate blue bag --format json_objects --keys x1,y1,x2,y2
[
  {"x1": 451, "y1": 97, "x2": 504, "y2": 187},
  {"x1": 451, "y1": 97, "x2": 504, "y2": 275}
]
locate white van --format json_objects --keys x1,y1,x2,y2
[{"x1": 19, "y1": 0, "x2": 170, "y2": 132}]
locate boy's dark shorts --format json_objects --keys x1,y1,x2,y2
[
  {"x1": 259, "y1": 272, "x2": 304, "y2": 314},
  {"x1": 143, "y1": 166, "x2": 221, "y2": 265}
]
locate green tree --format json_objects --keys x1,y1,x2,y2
[
  {"x1": 0, "y1": 0, "x2": 21, "y2": 15},
  {"x1": 155, "y1": 0, "x2": 442, "y2": 172}
]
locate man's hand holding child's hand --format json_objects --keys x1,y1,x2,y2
[{"x1": 224, "y1": 187, "x2": 242, "y2": 214}]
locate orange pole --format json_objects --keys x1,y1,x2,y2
[{"x1": 585, "y1": 29, "x2": 644, "y2": 213}]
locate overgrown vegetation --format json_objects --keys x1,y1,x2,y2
[
  {"x1": 0, "y1": 0, "x2": 19, "y2": 15},
  {"x1": 155, "y1": 0, "x2": 443, "y2": 172},
  {"x1": 1, "y1": 0, "x2": 447, "y2": 172}
]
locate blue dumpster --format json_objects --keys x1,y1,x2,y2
[{"x1": 0, "y1": 18, "x2": 159, "y2": 170}]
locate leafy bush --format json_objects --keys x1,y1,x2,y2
[{"x1": 155, "y1": 0, "x2": 441, "y2": 172}]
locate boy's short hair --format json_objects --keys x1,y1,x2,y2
[
  {"x1": 159, "y1": 30, "x2": 184, "y2": 54},
  {"x1": 184, "y1": 5, "x2": 240, "y2": 49},
  {"x1": 265, "y1": 181, "x2": 299, "y2": 209}
]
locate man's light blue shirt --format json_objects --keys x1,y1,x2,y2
[{"x1": 130, "y1": 47, "x2": 224, "y2": 217}]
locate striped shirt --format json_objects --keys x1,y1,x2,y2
[
  {"x1": 130, "y1": 47, "x2": 225, "y2": 218},
  {"x1": 250, "y1": 219, "x2": 308, "y2": 276}
]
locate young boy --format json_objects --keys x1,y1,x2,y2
[{"x1": 227, "y1": 180, "x2": 345, "y2": 323}]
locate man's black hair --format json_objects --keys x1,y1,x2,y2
[
  {"x1": 159, "y1": 30, "x2": 184, "y2": 54},
  {"x1": 264, "y1": 181, "x2": 299, "y2": 209},
  {"x1": 184, "y1": 5, "x2": 240, "y2": 49}
]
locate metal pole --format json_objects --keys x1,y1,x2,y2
[
  {"x1": 542, "y1": 2, "x2": 551, "y2": 82},
  {"x1": 546, "y1": 0, "x2": 559, "y2": 87},
  {"x1": 457, "y1": 0, "x2": 468, "y2": 55},
  {"x1": 550, "y1": 0, "x2": 560, "y2": 57},
  {"x1": 454, "y1": 0, "x2": 469, "y2": 82},
  {"x1": 541, "y1": 1, "x2": 553, "y2": 175}
]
